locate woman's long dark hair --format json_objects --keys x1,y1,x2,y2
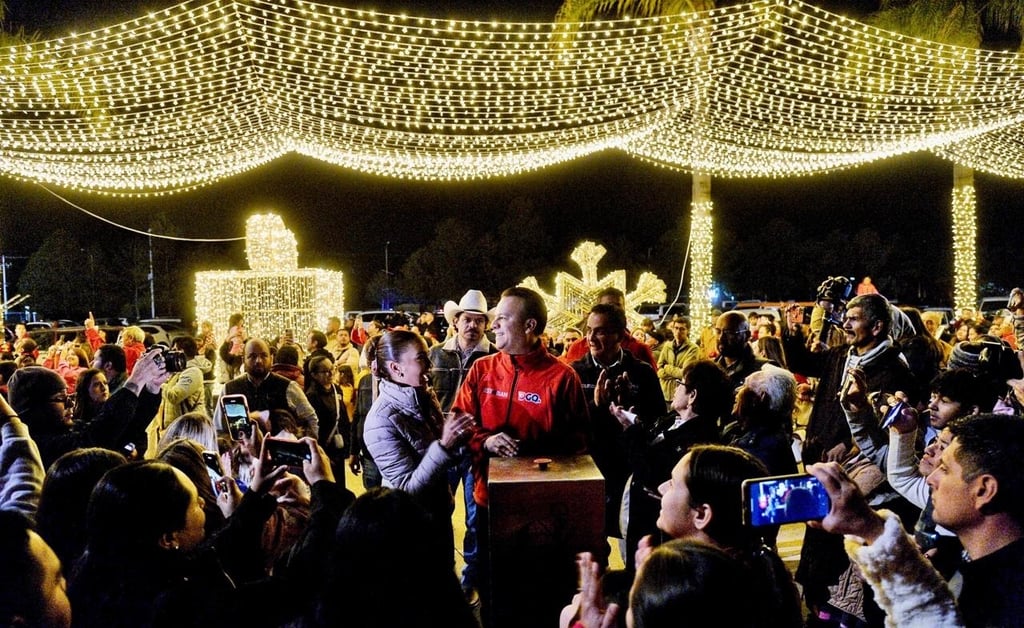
[
  {"x1": 155, "y1": 439, "x2": 226, "y2": 537},
  {"x1": 683, "y1": 445, "x2": 802, "y2": 628},
  {"x1": 69, "y1": 461, "x2": 195, "y2": 627},
  {"x1": 72, "y1": 368, "x2": 105, "y2": 424},
  {"x1": 631, "y1": 539, "x2": 759, "y2": 628},
  {"x1": 36, "y1": 447, "x2": 126, "y2": 570},
  {"x1": 317, "y1": 488, "x2": 475, "y2": 628},
  {"x1": 78, "y1": 460, "x2": 192, "y2": 563}
]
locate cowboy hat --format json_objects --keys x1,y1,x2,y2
[{"x1": 443, "y1": 289, "x2": 492, "y2": 327}]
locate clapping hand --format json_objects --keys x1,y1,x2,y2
[
  {"x1": 440, "y1": 411, "x2": 475, "y2": 450},
  {"x1": 572, "y1": 552, "x2": 619, "y2": 628}
]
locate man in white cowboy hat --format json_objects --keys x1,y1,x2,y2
[{"x1": 430, "y1": 288, "x2": 497, "y2": 600}]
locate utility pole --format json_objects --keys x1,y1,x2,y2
[
  {"x1": 148, "y1": 229, "x2": 156, "y2": 318},
  {"x1": 383, "y1": 240, "x2": 391, "y2": 310}
]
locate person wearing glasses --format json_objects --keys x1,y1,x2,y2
[
  {"x1": 6, "y1": 351, "x2": 170, "y2": 467},
  {"x1": 609, "y1": 359, "x2": 733, "y2": 570},
  {"x1": 305, "y1": 355, "x2": 351, "y2": 484},
  {"x1": 713, "y1": 311, "x2": 769, "y2": 392}
]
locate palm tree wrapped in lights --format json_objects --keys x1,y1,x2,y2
[
  {"x1": 557, "y1": 0, "x2": 718, "y2": 330},
  {"x1": 871, "y1": 0, "x2": 1024, "y2": 312}
]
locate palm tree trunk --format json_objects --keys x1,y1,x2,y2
[
  {"x1": 688, "y1": 171, "x2": 714, "y2": 329},
  {"x1": 952, "y1": 163, "x2": 977, "y2": 312}
]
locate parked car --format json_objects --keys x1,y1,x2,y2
[
  {"x1": 978, "y1": 296, "x2": 1011, "y2": 320},
  {"x1": 136, "y1": 322, "x2": 193, "y2": 346},
  {"x1": 27, "y1": 325, "x2": 124, "y2": 354},
  {"x1": 353, "y1": 310, "x2": 417, "y2": 332}
]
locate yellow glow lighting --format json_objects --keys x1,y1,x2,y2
[
  {"x1": 951, "y1": 185, "x2": 977, "y2": 313},
  {"x1": 520, "y1": 240, "x2": 667, "y2": 332},
  {"x1": 2, "y1": 0, "x2": 1024, "y2": 195},
  {"x1": 195, "y1": 212, "x2": 343, "y2": 340}
]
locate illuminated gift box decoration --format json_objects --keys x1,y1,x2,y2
[
  {"x1": 195, "y1": 214, "x2": 343, "y2": 341},
  {"x1": 520, "y1": 241, "x2": 666, "y2": 332}
]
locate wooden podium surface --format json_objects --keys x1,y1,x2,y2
[{"x1": 487, "y1": 455, "x2": 605, "y2": 628}]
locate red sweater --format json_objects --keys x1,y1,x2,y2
[{"x1": 452, "y1": 344, "x2": 589, "y2": 507}]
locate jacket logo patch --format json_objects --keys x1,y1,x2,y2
[{"x1": 518, "y1": 391, "x2": 541, "y2": 404}]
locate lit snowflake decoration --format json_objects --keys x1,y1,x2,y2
[{"x1": 520, "y1": 241, "x2": 666, "y2": 332}]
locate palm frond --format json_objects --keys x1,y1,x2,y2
[
  {"x1": 555, "y1": 0, "x2": 711, "y2": 23},
  {"x1": 870, "y1": 0, "x2": 982, "y2": 47}
]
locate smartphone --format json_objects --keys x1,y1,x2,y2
[
  {"x1": 201, "y1": 450, "x2": 224, "y2": 476},
  {"x1": 881, "y1": 399, "x2": 906, "y2": 429},
  {"x1": 265, "y1": 438, "x2": 312, "y2": 468},
  {"x1": 742, "y1": 473, "x2": 831, "y2": 527},
  {"x1": 221, "y1": 394, "x2": 251, "y2": 441}
]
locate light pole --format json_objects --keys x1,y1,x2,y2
[
  {"x1": 383, "y1": 240, "x2": 391, "y2": 310},
  {"x1": 148, "y1": 229, "x2": 156, "y2": 318}
]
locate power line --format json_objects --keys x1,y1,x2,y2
[{"x1": 37, "y1": 184, "x2": 245, "y2": 243}]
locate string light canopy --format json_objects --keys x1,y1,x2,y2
[
  {"x1": 520, "y1": 240, "x2": 667, "y2": 332},
  {"x1": 195, "y1": 213, "x2": 344, "y2": 341},
  {"x1": 2, "y1": 0, "x2": 1024, "y2": 195}
]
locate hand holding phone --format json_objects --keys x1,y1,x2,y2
[
  {"x1": 880, "y1": 399, "x2": 907, "y2": 429},
  {"x1": 265, "y1": 438, "x2": 313, "y2": 469},
  {"x1": 805, "y1": 462, "x2": 886, "y2": 542},
  {"x1": 222, "y1": 394, "x2": 251, "y2": 441}
]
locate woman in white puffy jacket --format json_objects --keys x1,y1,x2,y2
[{"x1": 363, "y1": 330, "x2": 474, "y2": 567}]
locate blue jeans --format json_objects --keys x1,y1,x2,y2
[
  {"x1": 448, "y1": 457, "x2": 478, "y2": 590},
  {"x1": 360, "y1": 453, "x2": 382, "y2": 490}
]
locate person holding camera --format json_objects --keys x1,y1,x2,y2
[
  {"x1": 145, "y1": 336, "x2": 213, "y2": 456},
  {"x1": 8, "y1": 351, "x2": 169, "y2": 467}
]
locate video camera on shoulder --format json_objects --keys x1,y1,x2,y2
[
  {"x1": 148, "y1": 344, "x2": 187, "y2": 372},
  {"x1": 815, "y1": 276, "x2": 853, "y2": 328}
]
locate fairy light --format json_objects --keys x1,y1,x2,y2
[
  {"x1": 195, "y1": 212, "x2": 343, "y2": 341},
  {"x1": 688, "y1": 199, "x2": 714, "y2": 330},
  {"x1": 951, "y1": 181, "x2": 977, "y2": 313},
  {"x1": 520, "y1": 240, "x2": 666, "y2": 332},
  {"x1": 1, "y1": 0, "x2": 1024, "y2": 194}
]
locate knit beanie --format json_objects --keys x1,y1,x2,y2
[
  {"x1": 7, "y1": 366, "x2": 66, "y2": 414},
  {"x1": 947, "y1": 341, "x2": 983, "y2": 373}
]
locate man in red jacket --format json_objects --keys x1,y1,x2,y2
[{"x1": 452, "y1": 286, "x2": 590, "y2": 612}]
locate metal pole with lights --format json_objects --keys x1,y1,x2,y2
[{"x1": 383, "y1": 241, "x2": 391, "y2": 310}]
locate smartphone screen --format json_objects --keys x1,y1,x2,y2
[
  {"x1": 881, "y1": 400, "x2": 906, "y2": 429},
  {"x1": 742, "y1": 474, "x2": 831, "y2": 527},
  {"x1": 265, "y1": 438, "x2": 312, "y2": 468},
  {"x1": 222, "y1": 395, "x2": 250, "y2": 441}
]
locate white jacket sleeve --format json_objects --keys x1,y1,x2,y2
[
  {"x1": 846, "y1": 511, "x2": 962, "y2": 628},
  {"x1": 886, "y1": 429, "x2": 930, "y2": 510}
]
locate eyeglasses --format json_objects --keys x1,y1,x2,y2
[
  {"x1": 49, "y1": 393, "x2": 70, "y2": 405},
  {"x1": 713, "y1": 328, "x2": 744, "y2": 337},
  {"x1": 673, "y1": 379, "x2": 687, "y2": 389}
]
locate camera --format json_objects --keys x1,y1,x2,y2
[
  {"x1": 815, "y1": 276, "x2": 853, "y2": 327},
  {"x1": 148, "y1": 344, "x2": 187, "y2": 372}
]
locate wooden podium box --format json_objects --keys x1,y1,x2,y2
[{"x1": 487, "y1": 455, "x2": 605, "y2": 628}]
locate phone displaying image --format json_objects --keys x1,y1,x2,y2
[
  {"x1": 221, "y1": 394, "x2": 251, "y2": 441},
  {"x1": 742, "y1": 473, "x2": 831, "y2": 527},
  {"x1": 265, "y1": 438, "x2": 312, "y2": 468},
  {"x1": 881, "y1": 399, "x2": 906, "y2": 429}
]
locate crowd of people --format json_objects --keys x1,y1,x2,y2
[{"x1": 1, "y1": 280, "x2": 1023, "y2": 627}]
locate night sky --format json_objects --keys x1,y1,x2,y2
[{"x1": 2, "y1": 0, "x2": 1021, "y2": 312}]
